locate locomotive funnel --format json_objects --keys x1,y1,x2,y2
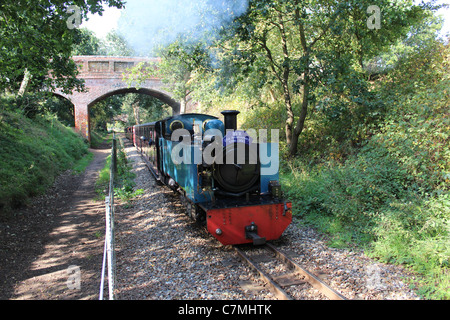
[{"x1": 221, "y1": 110, "x2": 240, "y2": 131}]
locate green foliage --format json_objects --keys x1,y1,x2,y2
[
  {"x1": 114, "y1": 147, "x2": 144, "y2": 202},
  {"x1": 118, "y1": 93, "x2": 170, "y2": 127},
  {"x1": 1, "y1": 92, "x2": 76, "y2": 128},
  {"x1": 281, "y1": 39, "x2": 450, "y2": 299},
  {"x1": 102, "y1": 30, "x2": 136, "y2": 57},
  {"x1": 95, "y1": 140, "x2": 143, "y2": 203},
  {"x1": 95, "y1": 155, "x2": 112, "y2": 198},
  {"x1": 0, "y1": 0, "x2": 124, "y2": 95},
  {"x1": 42, "y1": 95, "x2": 75, "y2": 127},
  {"x1": 71, "y1": 28, "x2": 104, "y2": 56},
  {"x1": 0, "y1": 106, "x2": 88, "y2": 216},
  {"x1": 282, "y1": 139, "x2": 449, "y2": 298},
  {"x1": 371, "y1": 194, "x2": 450, "y2": 299},
  {"x1": 71, "y1": 151, "x2": 94, "y2": 174},
  {"x1": 125, "y1": 38, "x2": 211, "y2": 108},
  {"x1": 207, "y1": 0, "x2": 432, "y2": 155},
  {"x1": 72, "y1": 28, "x2": 135, "y2": 57},
  {"x1": 281, "y1": 140, "x2": 411, "y2": 244}
]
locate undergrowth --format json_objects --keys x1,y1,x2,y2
[
  {"x1": 95, "y1": 138, "x2": 143, "y2": 203},
  {"x1": 279, "y1": 41, "x2": 450, "y2": 299},
  {"x1": 216, "y1": 40, "x2": 450, "y2": 299}
]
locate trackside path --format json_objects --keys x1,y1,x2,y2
[{"x1": 0, "y1": 145, "x2": 109, "y2": 300}]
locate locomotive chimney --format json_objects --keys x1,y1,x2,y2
[{"x1": 221, "y1": 110, "x2": 240, "y2": 131}]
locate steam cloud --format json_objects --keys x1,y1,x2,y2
[{"x1": 117, "y1": 0, "x2": 249, "y2": 56}]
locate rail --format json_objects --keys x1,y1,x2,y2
[
  {"x1": 234, "y1": 244, "x2": 347, "y2": 300},
  {"x1": 99, "y1": 133, "x2": 117, "y2": 300}
]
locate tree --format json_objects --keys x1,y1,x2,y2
[
  {"x1": 125, "y1": 38, "x2": 210, "y2": 113},
  {"x1": 120, "y1": 94, "x2": 170, "y2": 126},
  {"x1": 0, "y1": 0, "x2": 124, "y2": 96},
  {"x1": 71, "y1": 28, "x2": 104, "y2": 56},
  {"x1": 102, "y1": 30, "x2": 135, "y2": 57},
  {"x1": 216, "y1": 0, "x2": 432, "y2": 155}
]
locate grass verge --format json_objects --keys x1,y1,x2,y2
[
  {"x1": 0, "y1": 110, "x2": 88, "y2": 217},
  {"x1": 95, "y1": 138, "x2": 143, "y2": 203},
  {"x1": 72, "y1": 152, "x2": 94, "y2": 175}
]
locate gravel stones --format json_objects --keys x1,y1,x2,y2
[
  {"x1": 115, "y1": 142, "x2": 251, "y2": 300},
  {"x1": 275, "y1": 226, "x2": 420, "y2": 300}
]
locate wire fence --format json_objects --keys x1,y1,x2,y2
[{"x1": 99, "y1": 133, "x2": 117, "y2": 300}]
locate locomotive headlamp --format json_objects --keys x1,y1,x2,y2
[{"x1": 269, "y1": 181, "x2": 282, "y2": 198}]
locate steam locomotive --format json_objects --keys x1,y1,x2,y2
[{"x1": 125, "y1": 110, "x2": 292, "y2": 245}]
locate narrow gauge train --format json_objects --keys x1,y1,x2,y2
[{"x1": 125, "y1": 111, "x2": 292, "y2": 245}]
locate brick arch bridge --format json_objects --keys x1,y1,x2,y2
[{"x1": 54, "y1": 56, "x2": 181, "y2": 141}]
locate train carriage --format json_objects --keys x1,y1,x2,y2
[{"x1": 132, "y1": 122, "x2": 160, "y2": 179}]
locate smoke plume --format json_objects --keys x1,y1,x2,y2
[{"x1": 117, "y1": 0, "x2": 249, "y2": 56}]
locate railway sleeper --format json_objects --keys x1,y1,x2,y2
[{"x1": 272, "y1": 273, "x2": 307, "y2": 288}]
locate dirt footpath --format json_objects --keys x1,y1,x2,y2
[{"x1": 0, "y1": 144, "x2": 110, "y2": 300}]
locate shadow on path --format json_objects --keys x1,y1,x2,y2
[{"x1": 0, "y1": 143, "x2": 110, "y2": 300}]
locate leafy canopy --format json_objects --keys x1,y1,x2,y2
[{"x1": 0, "y1": 0, "x2": 124, "y2": 94}]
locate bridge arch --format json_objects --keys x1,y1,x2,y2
[
  {"x1": 47, "y1": 93, "x2": 76, "y2": 127},
  {"x1": 87, "y1": 87, "x2": 180, "y2": 111},
  {"x1": 53, "y1": 56, "x2": 182, "y2": 142}
]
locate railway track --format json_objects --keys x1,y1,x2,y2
[{"x1": 234, "y1": 243, "x2": 348, "y2": 300}]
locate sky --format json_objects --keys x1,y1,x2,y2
[
  {"x1": 81, "y1": 0, "x2": 450, "y2": 48},
  {"x1": 80, "y1": 5, "x2": 121, "y2": 39}
]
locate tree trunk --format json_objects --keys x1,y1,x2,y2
[
  {"x1": 289, "y1": 72, "x2": 309, "y2": 155},
  {"x1": 180, "y1": 96, "x2": 186, "y2": 114},
  {"x1": 277, "y1": 11, "x2": 294, "y2": 148},
  {"x1": 132, "y1": 102, "x2": 140, "y2": 125},
  {"x1": 283, "y1": 86, "x2": 294, "y2": 146},
  {"x1": 288, "y1": 6, "x2": 311, "y2": 156},
  {"x1": 268, "y1": 88, "x2": 276, "y2": 102},
  {"x1": 17, "y1": 68, "x2": 32, "y2": 97}
]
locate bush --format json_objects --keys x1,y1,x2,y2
[
  {"x1": 371, "y1": 194, "x2": 450, "y2": 299},
  {"x1": 282, "y1": 139, "x2": 449, "y2": 298},
  {"x1": 281, "y1": 139, "x2": 413, "y2": 245},
  {"x1": 280, "y1": 40, "x2": 450, "y2": 299}
]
